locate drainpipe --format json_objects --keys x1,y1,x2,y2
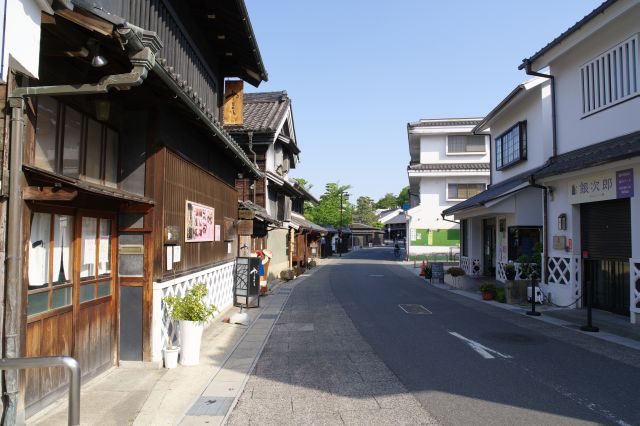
[
  {"x1": 3, "y1": 31, "x2": 158, "y2": 424},
  {"x1": 520, "y1": 59, "x2": 557, "y2": 157},
  {"x1": 247, "y1": 131, "x2": 257, "y2": 202},
  {"x1": 528, "y1": 177, "x2": 549, "y2": 284}
]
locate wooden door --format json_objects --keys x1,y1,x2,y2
[{"x1": 75, "y1": 214, "x2": 117, "y2": 377}]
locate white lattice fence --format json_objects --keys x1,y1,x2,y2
[
  {"x1": 461, "y1": 256, "x2": 481, "y2": 277},
  {"x1": 547, "y1": 257, "x2": 571, "y2": 285},
  {"x1": 151, "y1": 261, "x2": 235, "y2": 361},
  {"x1": 631, "y1": 259, "x2": 640, "y2": 324},
  {"x1": 497, "y1": 262, "x2": 507, "y2": 282}
]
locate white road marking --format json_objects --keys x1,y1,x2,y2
[
  {"x1": 369, "y1": 274, "x2": 384, "y2": 277},
  {"x1": 448, "y1": 331, "x2": 513, "y2": 360}
]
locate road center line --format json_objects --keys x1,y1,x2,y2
[{"x1": 448, "y1": 331, "x2": 513, "y2": 360}]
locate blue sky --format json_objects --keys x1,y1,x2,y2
[{"x1": 244, "y1": 0, "x2": 604, "y2": 202}]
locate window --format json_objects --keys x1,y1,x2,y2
[
  {"x1": 495, "y1": 121, "x2": 527, "y2": 170},
  {"x1": 447, "y1": 135, "x2": 485, "y2": 154},
  {"x1": 508, "y1": 227, "x2": 541, "y2": 261},
  {"x1": 27, "y1": 213, "x2": 74, "y2": 316},
  {"x1": 461, "y1": 219, "x2": 468, "y2": 257},
  {"x1": 80, "y1": 217, "x2": 113, "y2": 302},
  {"x1": 35, "y1": 96, "x2": 119, "y2": 187},
  {"x1": 448, "y1": 183, "x2": 486, "y2": 200},
  {"x1": 581, "y1": 34, "x2": 639, "y2": 116}
]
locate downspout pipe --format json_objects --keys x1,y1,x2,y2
[
  {"x1": 3, "y1": 41, "x2": 158, "y2": 424},
  {"x1": 247, "y1": 131, "x2": 257, "y2": 202},
  {"x1": 528, "y1": 176, "x2": 549, "y2": 284},
  {"x1": 520, "y1": 59, "x2": 557, "y2": 157}
]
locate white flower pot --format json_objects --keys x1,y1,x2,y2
[
  {"x1": 163, "y1": 347, "x2": 180, "y2": 369},
  {"x1": 179, "y1": 320, "x2": 204, "y2": 366}
]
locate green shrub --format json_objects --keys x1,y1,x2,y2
[
  {"x1": 163, "y1": 283, "x2": 217, "y2": 322},
  {"x1": 479, "y1": 282, "x2": 497, "y2": 294},
  {"x1": 503, "y1": 263, "x2": 516, "y2": 280},
  {"x1": 495, "y1": 287, "x2": 506, "y2": 303},
  {"x1": 446, "y1": 267, "x2": 465, "y2": 277}
]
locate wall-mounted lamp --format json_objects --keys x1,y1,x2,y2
[
  {"x1": 558, "y1": 213, "x2": 567, "y2": 231},
  {"x1": 87, "y1": 39, "x2": 108, "y2": 68},
  {"x1": 95, "y1": 98, "x2": 110, "y2": 121}
]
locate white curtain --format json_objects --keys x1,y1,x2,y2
[
  {"x1": 29, "y1": 213, "x2": 50, "y2": 287},
  {"x1": 53, "y1": 215, "x2": 73, "y2": 284}
]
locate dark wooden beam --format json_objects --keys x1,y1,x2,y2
[{"x1": 23, "y1": 186, "x2": 77, "y2": 201}]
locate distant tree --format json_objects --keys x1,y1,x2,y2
[
  {"x1": 396, "y1": 186, "x2": 410, "y2": 207},
  {"x1": 305, "y1": 182, "x2": 352, "y2": 228},
  {"x1": 375, "y1": 193, "x2": 398, "y2": 210},
  {"x1": 353, "y1": 196, "x2": 378, "y2": 226},
  {"x1": 292, "y1": 178, "x2": 315, "y2": 214}
]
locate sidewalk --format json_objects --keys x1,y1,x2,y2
[
  {"x1": 401, "y1": 262, "x2": 640, "y2": 350},
  {"x1": 27, "y1": 262, "x2": 325, "y2": 426}
]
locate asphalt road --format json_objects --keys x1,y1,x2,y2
[{"x1": 329, "y1": 248, "x2": 640, "y2": 426}]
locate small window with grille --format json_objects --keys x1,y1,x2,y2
[{"x1": 580, "y1": 34, "x2": 639, "y2": 116}]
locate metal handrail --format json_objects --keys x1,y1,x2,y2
[{"x1": 0, "y1": 356, "x2": 80, "y2": 426}]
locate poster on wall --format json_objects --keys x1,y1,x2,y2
[{"x1": 185, "y1": 200, "x2": 215, "y2": 242}]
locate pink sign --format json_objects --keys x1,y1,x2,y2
[{"x1": 185, "y1": 201, "x2": 215, "y2": 242}]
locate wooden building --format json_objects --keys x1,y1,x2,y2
[
  {"x1": 227, "y1": 91, "x2": 322, "y2": 280},
  {"x1": 4, "y1": 0, "x2": 267, "y2": 417}
]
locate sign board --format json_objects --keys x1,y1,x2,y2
[
  {"x1": 431, "y1": 262, "x2": 444, "y2": 283},
  {"x1": 238, "y1": 209, "x2": 256, "y2": 220},
  {"x1": 552, "y1": 235, "x2": 567, "y2": 250},
  {"x1": 185, "y1": 201, "x2": 214, "y2": 242},
  {"x1": 568, "y1": 168, "x2": 634, "y2": 204},
  {"x1": 238, "y1": 219, "x2": 253, "y2": 236},
  {"x1": 223, "y1": 80, "x2": 243, "y2": 125}
]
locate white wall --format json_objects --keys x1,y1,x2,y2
[
  {"x1": 550, "y1": 4, "x2": 640, "y2": 155},
  {"x1": 489, "y1": 82, "x2": 553, "y2": 183},
  {"x1": 2, "y1": 0, "x2": 44, "y2": 81},
  {"x1": 419, "y1": 134, "x2": 489, "y2": 164},
  {"x1": 267, "y1": 227, "x2": 289, "y2": 279}
]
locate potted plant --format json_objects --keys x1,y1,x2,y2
[
  {"x1": 422, "y1": 264, "x2": 432, "y2": 281},
  {"x1": 163, "y1": 320, "x2": 180, "y2": 369},
  {"x1": 163, "y1": 283, "x2": 217, "y2": 366},
  {"x1": 446, "y1": 266, "x2": 465, "y2": 287},
  {"x1": 503, "y1": 263, "x2": 519, "y2": 304},
  {"x1": 479, "y1": 282, "x2": 497, "y2": 300}
]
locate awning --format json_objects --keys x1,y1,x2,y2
[
  {"x1": 441, "y1": 169, "x2": 543, "y2": 217},
  {"x1": 290, "y1": 212, "x2": 327, "y2": 234},
  {"x1": 238, "y1": 200, "x2": 278, "y2": 224},
  {"x1": 23, "y1": 164, "x2": 155, "y2": 209}
]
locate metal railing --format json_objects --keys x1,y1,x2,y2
[{"x1": 0, "y1": 356, "x2": 80, "y2": 426}]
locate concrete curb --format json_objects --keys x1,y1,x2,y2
[{"x1": 401, "y1": 263, "x2": 640, "y2": 352}]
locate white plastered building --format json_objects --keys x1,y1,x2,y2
[{"x1": 406, "y1": 119, "x2": 490, "y2": 257}]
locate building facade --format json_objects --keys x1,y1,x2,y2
[
  {"x1": 445, "y1": 0, "x2": 640, "y2": 322},
  {"x1": 406, "y1": 119, "x2": 490, "y2": 257},
  {"x1": 4, "y1": 0, "x2": 268, "y2": 418}
]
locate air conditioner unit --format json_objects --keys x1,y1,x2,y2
[{"x1": 527, "y1": 287, "x2": 543, "y2": 303}]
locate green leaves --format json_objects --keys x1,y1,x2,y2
[
  {"x1": 305, "y1": 182, "x2": 353, "y2": 228},
  {"x1": 163, "y1": 283, "x2": 217, "y2": 322}
]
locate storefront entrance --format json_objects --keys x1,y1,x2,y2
[
  {"x1": 581, "y1": 198, "x2": 631, "y2": 316},
  {"x1": 26, "y1": 209, "x2": 116, "y2": 413}
]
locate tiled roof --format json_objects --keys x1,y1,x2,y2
[
  {"x1": 291, "y1": 212, "x2": 327, "y2": 233},
  {"x1": 408, "y1": 163, "x2": 490, "y2": 172},
  {"x1": 408, "y1": 118, "x2": 483, "y2": 129},
  {"x1": 238, "y1": 200, "x2": 278, "y2": 224},
  {"x1": 231, "y1": 91, "x2": 290, "y2": 133},
  {"x1": 520, "y1": 0, "x2": 619, "y2": 69},
  {"x1": 535, "y1": 130, "x2": 640, "y2": 179}
]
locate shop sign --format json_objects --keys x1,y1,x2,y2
[{"x1": 568, "y1": 169, "x2": 634, "y2": 204}]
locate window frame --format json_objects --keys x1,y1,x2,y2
[
  {"x1": 447, "y1": 183, "x2": 487, "y2": 201},
  {"x1": 34, "y1": 96, "x2": 120, "y2": 188},
  {"x1": 495, "y1": 121, "x2": 527, "y2": 170},
  {"x1": 446, "y1": 134, "x2": 487, "y2": 155},
  {"x1": 27, "y1": 208, "x2": 76, "y2": 319}
]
